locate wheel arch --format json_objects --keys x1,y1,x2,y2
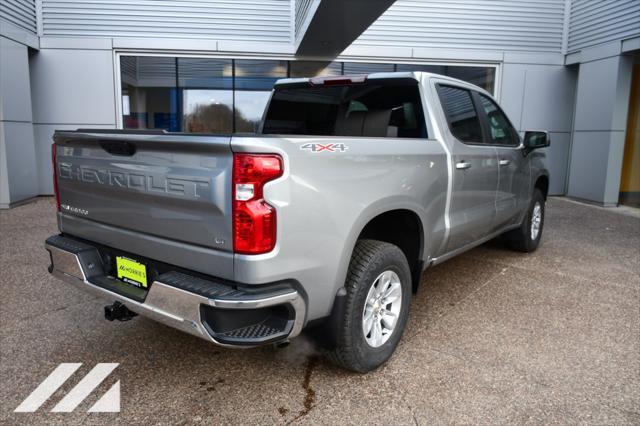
[
  {"x1": 308, "y1": 204, "x2": 426, "y2": 349},
  {"x1": 355, "y1": 209, "x2": 425, "y2": 293},
  {"x1": 339, "y1": 200, "x2": 428, "y2": 291},
  {"x1": 534, "y1": 174, "x2": 550, "y2": 199}
]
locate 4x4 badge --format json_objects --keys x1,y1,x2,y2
[{"x1": 300, "y1": 143, "x2": 348, "y2": 153}]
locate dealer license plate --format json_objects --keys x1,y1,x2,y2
[{"x1": 116, "y1": 256, "x2": 148, "y2": 288}]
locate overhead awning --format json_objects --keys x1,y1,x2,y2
[{"x1": 295, "y1": 0, "x2": 396, "y2": 57}]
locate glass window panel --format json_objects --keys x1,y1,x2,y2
[
  {"x1": 234, "y1": 59, "x2": 287, "y2": 90},
  {"x1": 178, "y1": 58, "x2": 233, "y2": 133},
  {"x1": 235, "y1": 91, "x2": 272, "y2": 133},
  {"x1": 436, "y1": 85, "x2": 484, "y2": 143},
  {"x1": 447, "y1": 66, "x2": 495, "y2": 94},
  {"x1": 263, "y1": 79, "x2": 427, "y2": 138},
  {"x1": 121, "y1": 56, "x2": 179, "y2": 131},
  {"x1": 178, "y1": 58, "x2": 232, "y2": 89},
  {"x1": 395, "y1": 63, "x2": 444, "y2": 74},
  {"x1": 182, "y1": 90, "x2": 233, "y2": 133},
  {"x1": 342, "y1": 62, "x2": 394, "y2": 75},
  {"x1": 397, "y1": 63, "x2": 496, "y2": 94},
  {"x1": 478, "y1": 94, "x2": 519, "y2": 146},
  {"x1": 289, "y1": 61, "x2": 342, "y2": 77}
]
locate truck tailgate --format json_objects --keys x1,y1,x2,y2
[{"x1": 53, "y1": 131, "x2": 233, "y2": 252}]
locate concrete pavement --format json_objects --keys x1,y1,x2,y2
[{"x1": 1, "y1": 197, "x2": 638, "y2": 424}]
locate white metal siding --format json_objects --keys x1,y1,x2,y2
[
  {"x1": 352, "y1": 0, "x2": 566, "y2": 53},
  {"x1": 41, "y1": 0, "x2": 292, "y2": 42},
  {"x1": 567, "y1": 0, "x2": 640, "y2": 53},
  {"x1": 1, "y1": 0, "x2": 37, "y2": 34},
  {"x1": 295, "y1": 0, "x2": 313, "y2": 37}
]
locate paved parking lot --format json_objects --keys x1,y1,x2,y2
[{"x1": 1, "y1": 197, "x2": 639, "y2": 424}]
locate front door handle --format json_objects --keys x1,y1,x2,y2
[
  {"x1": 499, "y1": 159, "x2": 511, "y2": 166},
  {"x1": 455, "y1": 161, "x2": 472, "y2": 170}
]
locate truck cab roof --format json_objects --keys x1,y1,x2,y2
[{"x1": 274, "y1": 71, "x2": 490, "y2": 96}]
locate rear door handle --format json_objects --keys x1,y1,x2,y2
[
  {"x1": 455, "y1": 161, "x2": 471, "y2": 170},
  {"x1": 499, "y1": 159, "x2": 511, "y2": 166}
]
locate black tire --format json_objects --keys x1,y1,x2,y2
[
  {"x1": 328, "y1": 239, "x2": 412, "y2": 373},
  {"x1": 503, "y1": 189, "x2": 545, "y2": 252}
]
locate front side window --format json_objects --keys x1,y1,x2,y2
[
  {"x1": 478, "y1": 94, "x2": 520, "y2": 146},
  {"x1": 262, "y1": 79, "x2": 427, "y2": 138},
  {"x1": 436, "y1": 85, "x2": 483, "y2": 143}
]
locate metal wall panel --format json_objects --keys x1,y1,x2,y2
[
  {"x1": 352, "y1": 0, "x2": 566, "y2": 53},
  {"x1": 0, "y1": 0, "x2": 37, "y2": 34},
  {"x1": 500, "y1": 62, "x2": 577, "y2": 195},
  {"x1": 41, "y1": 0, "x2": 292, "y2": 42},
  {"x1": 0, "y1": 36, "x2": 38, "y2": 206},
  {"x1": 567, "y1": 0, "x2": 640, "y2": 53},
  {"x1": 295, "y1": 0, "x2": 314, "y2": 37},
  {"x1": 29, "y1": 48, "x2": 116, "y2": 124}
]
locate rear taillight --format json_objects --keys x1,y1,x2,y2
[
  {"x1": 232, "y1": 153, "x2": 283, "y2": 254},
  {"x1": 51, "y1": 143, "x2": 60, "y2": 211}
]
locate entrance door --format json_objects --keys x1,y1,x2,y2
[{"x1": 619, "y1": 64, "x2": 640, "y2": 207}]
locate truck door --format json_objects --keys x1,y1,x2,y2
[
  {"x1": 435, "y1": 84, "x2": 499, "y2": 252},
  {"x1": 475, "y1": 93, "x2": 529, "y2": 230}
]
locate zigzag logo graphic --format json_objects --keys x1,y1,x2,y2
[{"x1": 14, "y1": 363, "x2": 120, "y2": 413}]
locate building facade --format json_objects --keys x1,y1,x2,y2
[{"x1": 1, "y1": 0, "x2": 639, "y2": 208}]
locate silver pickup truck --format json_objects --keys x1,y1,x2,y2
[{"x1": 46, "y1": 72, "x2": 549, "y2": 372}]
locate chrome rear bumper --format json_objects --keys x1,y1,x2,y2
[{"x1": 45, "y1": 235, "x2": 305, "y2": 347}]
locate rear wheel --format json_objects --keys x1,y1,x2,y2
[
  {"x1": 503, "y1": 189, "x2": 545, "y2": 252},
  {"x1": 328, "y1": 239, "x2": 411, "y2": 373}
]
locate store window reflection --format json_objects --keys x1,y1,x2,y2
[
  {"x1": 121, "y1": 56, "x2": 178, "y2": 131},
  {"x1": 290, "y1": 61, "x2": 342, "y2": 78},
  {"x1": 234, "y1": 60, "x2": 286, "y2": 132},
  {"x1": 182, "y1": 90, "x2": 234, "y2": 133},
  {"x1": 396, "y1": 64, "x2": 495, "y2": 93},
  {"x1": 120, "y1": 55, "x2": 498, "y2": 134},
  {"x1": 343, "y1": 62, "x2": 395, "y2": 75},
  {"x1": 178, "y1": 58, "x2": 233, "y2": 133},
  {"x1": 234, "y1": 91, "x2": 273, "y2": 132}
]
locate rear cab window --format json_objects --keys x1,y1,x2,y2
[{"x1": 262, "y1": 78, "x2": 428, "y2": 138}]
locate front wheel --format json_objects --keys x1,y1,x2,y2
[
  {"x1": 328, "y1": 239, "x2": 412, "y2": 373},
  {"x1": 503, "y1": 189, "x2": 546, "y2": 252}
]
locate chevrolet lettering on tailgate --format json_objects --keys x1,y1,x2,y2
[{"x1": 57, "y1": 162, "x2": 211, "y2": 200}]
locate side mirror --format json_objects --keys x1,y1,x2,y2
[{"x1": 524, "y1": 131, "x2": 550, "y2": 152}]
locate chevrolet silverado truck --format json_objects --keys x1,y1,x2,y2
[{"x1": 46, "y1": 72, "x2": 550, "y2": 372}]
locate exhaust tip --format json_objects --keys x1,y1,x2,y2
[{"x1": 274, "y1": 340, "x2": 290, "y2": 349}]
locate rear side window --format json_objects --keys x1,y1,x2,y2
[
  {"x1": 262, "y1": 79, "x2": 428, "y2": 138},
  {"x1": 436, "y1": 85, "x2": 483, "y2": 144}
]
